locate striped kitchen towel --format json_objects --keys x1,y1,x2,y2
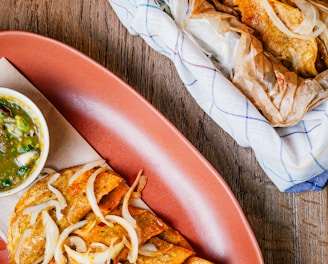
[{"x1": 108, "y1": 0, "x2": 328, "y2": 192}]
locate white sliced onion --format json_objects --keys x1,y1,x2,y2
[
  {"x1": 90, "y1": 242, "x2": 108, "y2": 250},
  {"x1": 14, "y1": 228, "x2": 32, "y2": 264},
  {"x1": 68, "y1": 159, "x2": 106, "y2": 185},
  {"x1": 65, "y1": 236, "x2": 87, "y2": 253},
  {"x1": 23, "y1": 200, "x2": 63, "y2": 224},
  {"x1": 139, "y1": 243, "x2": 164, "y2": 257},
  {"x1": 32, "y1": 256, "x2": 44, "y2": 264},
  {"x1": 54, "y1": 220, "x2": 88, "y2": 264},
  {"x1": 122, "y1": 170, "x2": 143, "y2": 228},
  {"x1": 48, "y1": 173, "x2": 67, "y2": 209},
  {"x1": 15, "y1": 150, "x2": 39, "y2": 166},
  {"x1": 107, "y1": 238, "x2": 125, "y2": 260},
  {"x1": 64, "y1": 239, "x2": 124, "y2": 264},
  {"x1": 73, "y1": 220, "x2": 97, "y2": 235},
  {"x1": 139, "y1": 243, "x2": 158, "y2": 252},
  {"x1": 86, "y1": 166, "x2": 114, "y2": 228},
  {"x1": 36, "y1": 168, "x2": 56, "y2": 182},
  {"x1": 64, "y1": 245, "x2": 106, "y2": 264},
  {"x1": 86, "y1": 166, "x2": 107, "y2": 219},
  {"x1": 260, "y1": 0, "x2": 326, "y2": 40},
  {"x1": 42, "y1": 211, "x2": 59, "y2": 264},
  {"x1": 90, "y1": 238, "x2": 119, "y2": 252},
  {"x1": 105, "y1": 215, "x2": 139, "y2": 263},
  {"x1": 129, "y1": 198, "x2": 154, "y2": 214},
  {"x1": 42, "y1": 167, "x2": 56, "y2": 174}
]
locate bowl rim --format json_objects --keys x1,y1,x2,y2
[{"x1": 0, "y1": 87, "x2": 50, "y2": 197}]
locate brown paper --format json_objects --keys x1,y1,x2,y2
[
  {"x1": 190, "y1": 0, "x2": 328, "y2": 127},
  {"x1": 0, "y1": 57, "x2": 101, "y2": 241}
]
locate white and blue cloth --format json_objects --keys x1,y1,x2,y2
[{"x1": 108, "y1": 0, "x2": 328, "y2": 192}]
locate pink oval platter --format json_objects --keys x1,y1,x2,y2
[{"x1": 0, "y1": 30, "x2": 263, "y2": 263}]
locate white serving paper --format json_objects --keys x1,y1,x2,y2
[
  {"x1": 108, "y1": 0, "x2": 328, "y2": 192},
  {"x1": 0, "y1": 57, "x2": 101, "y2": 242}
]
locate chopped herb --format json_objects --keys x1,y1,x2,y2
[
  {"x1": 17, "y1": 166, "x2": 30, "y2": 178},
  {"x1": 0, "y1": 98, "x2": 40, "y2": 191},
  {"x1": 1, "y1": 179, "x2": 11, "y2": 188},
  {"x1": 16, "y1": 115, "x2": 30, "y2": 132}
]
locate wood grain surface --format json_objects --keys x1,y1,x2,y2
[{"x1": 1, "y1": 1, "x2": 327, "y2": 263}]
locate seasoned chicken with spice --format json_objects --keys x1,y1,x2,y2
[{"x1": 7, "y1": 160, "x2": 214, "y2": 264}]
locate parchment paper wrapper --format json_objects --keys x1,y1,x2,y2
[
  {"x1": 0, "y1": 57, "x2": 101, "y2": 242},
  {"x1": 108, "y1": 0, "x2": 328, "y2": 192}
]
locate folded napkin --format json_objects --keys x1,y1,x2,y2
[
  {"x1": 108, "y1": 0, "x2": 328, "y2": 192},
  {"x1": 0, "y1": 58, "x2": 101, "y2": 241}
]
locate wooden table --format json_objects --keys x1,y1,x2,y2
[{"x1": 1, "y1": 1, "x2": 327, "y2": 263}]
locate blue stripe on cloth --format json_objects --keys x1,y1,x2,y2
[
  {"x1": 286, "y1": 152, "x2": 328, "y2": 192},
  {"x1": 285, "y1": 171, "x2": 328, "y2": 192},
  {"x1": 138, "y1": 3, "x2": 161, "y2": 9},
  {"x1": 279, "y1": 122, "x2": 321, "y2": 138},
  {"x1": 108, "y1": 0, "x2": 328, "y2": 192}
]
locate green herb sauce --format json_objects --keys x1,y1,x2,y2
[{"x1": 0, "y1": 98, "x2": 40, "y2": 191}]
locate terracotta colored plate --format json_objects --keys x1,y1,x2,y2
[{"x1": 0, "y1": 30, "x2": 263, "y2": 263}]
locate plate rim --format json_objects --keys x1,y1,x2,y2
[{"x1": 0, "y1": 30, "x2": 264, "y2": 263}]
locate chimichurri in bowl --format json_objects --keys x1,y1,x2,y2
[{"x1": 0, "y1": 88, "x2": 49, "y2": 197}]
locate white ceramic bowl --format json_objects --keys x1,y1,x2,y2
[{"x1": 0, "y1": 87, "x2": 49, "y2": 197}]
